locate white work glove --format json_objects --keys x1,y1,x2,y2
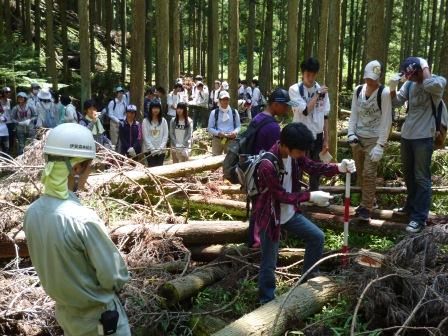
[
  {"x1": 338, "y1": 159, "x2": 356, "y2": 173},
  {"x1": 309, "y1": 191, "x2": 334, "y2": 207},
  {"x1": 418, "y1": 57, "x2": 429, "y2": 70},
  {"x1": 127, "y1": 147, "x2": 137, "y2": 157},
  {"x1": 369, "y1": 144, "x2": 384, "y2": 162},
  {"x1": 348, "y1": 134, "x2": 359, "y2": 148},
  {"x1": 388, "y1": 73, "x2": 402, "y2": 91}
]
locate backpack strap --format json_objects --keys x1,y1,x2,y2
[
  {"x1": 232, "y1": 109, "x2": 237, "y2": 129},
  {"x1": 430, "y1": 96, "x2": 444, "y2": 132},
  {"x1": 405, "y1": 81, "x2": 413, "y2": 114},
  {"x1": 356, "y1": 85, "x2": 363, "y2": 100},
  {"x1": 377, "y1": 85, "x2": 384, "y2": 111},
  {"x1": 299, "y1": 83, "x2": 310, "y2": 116},
  {"x1": 214, "y1": 108, "x2": 219, "y2": 129}
]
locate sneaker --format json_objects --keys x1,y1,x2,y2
[
  {"x1": 406, "y1": 221, "x2": 425, "y2": 233},
  {"x1": 356, "y1": 206, "x2": 371, "y2": 222},
  {"x1": 393, "y1": 207, "x2": 410, "y2": 215}
]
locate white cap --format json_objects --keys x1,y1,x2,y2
[
  {"x1": 364, "y1": 60, "x2": 382, "y2": 81},
  {"x1": 219, "y1": 90, "x2": 230, "y2": 100},
  {"x1": 37, "y1": 90, "x2": 52, "y2": 100},
  {"x1": 44, "y1": 123, "x2": 96, "y2": 159}
]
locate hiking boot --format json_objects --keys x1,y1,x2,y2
[
  {"x1": 406, "y1": 221, "x2": 426, "y2": 233},
  {"x1": 393, "y1": 207, "x2": 410, "y2": 215},
  {"x1": 355, "y1": 206, "x2": 371, "y2": 222}
]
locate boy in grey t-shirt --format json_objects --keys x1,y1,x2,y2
[{"x1": 389, "y1": 57, "x2": 446, "y2": 233}]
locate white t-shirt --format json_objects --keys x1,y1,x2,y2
[
  {"x1": 280, "y1": 156, "x2": 295, "y2": 225},
  {"x1": 174, "y1": 120, "x2": 186, "y2": 147},
  {"x1": 289, "y1": 82, "x2": 330, "y2": 137}
]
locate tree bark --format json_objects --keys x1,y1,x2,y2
[
  {"x1": 34, "y1": 0, "x2": 41, "y2": 58},
  {"x1": 104, "y1": 0, "x2": 113, "y2": 72},
  {"x1": 365, "y1": 0, "x2": 385, "y2": 62},
  {"x1": 213, "y1": 277, "x2": 339, "y2": 336},
  {"x1": 4, "y1": 0, "x2": 12, "y2": 39},
  {"x1": 88, "y1": 0, "x2": 96, "y2": 72},
  {"x1": 0, "y1": 2, "x2": 4, "y2": 43},
  {"x1": 228, "y1": 0, "x2": 240, "y2": 107},
  {"x1": 45, "y1": 0, "x2": 57, "y2": 90},
  {"x1": 155, "y1": 0, "x2": 169, "y2": 93},
  {"x1": 383, "y1": 0, "x2": 394, "y2": 75},
  {"x1": 433, "y1": 0, "x2": 446, "y2": 73},
  {"x1": 24, "y1": 0, "x2": 32, "y2": 43},
  {"x1": 345, "y1": 0, "x2": 356, "y2": 90},
  {"x1": 338, "y1": 0, "x2": 347, "y2": 89},
  {"x1": 295, "y1": 0, "x2": 303, "y2": 83},
  {"x1": 440, "y1": 0, "x2": 448, "y2": 101},
  {"x1": 326, "y1": 0, "x2": 340, "y2": 158},
  {"x1": 285, "y1": 0, "x2": 299, "y2": 87},
  {"x1": 427, "y1": 0, "x2": 437, "y2": 66},
  {"x1": 59, "y1": 0, "x2": 69, "y2": 82},
  {"x1": 259, "y1": 0, "x2": 273, "y2": 94},
  {"x1": 206, "y1": 0, "x2": 219, "y2": 86},
  {"x1": 121, "y1": 0, "x2": 127, "y2": 83},
  {"x1": 169, "y1": 0, "x2": 180, "y2": 85},
  {"x1": 159, "y1": 264, "x2": 229, "y2": 305},
  {"x1": 245, "y1": 0, "x2": 256, "y2": 83},
  {"x1": 316, "y1": 0, "x2": 329, "y2": 83},
  {"x1": 79, "y1": 0, "x2": 91, "y2": 105},
  {"x1": 130, "y1": 0, "x2": 146, "y2": 119},
  {"x1": 145, "y1": 0, "x2": 153, "y2": 83}
]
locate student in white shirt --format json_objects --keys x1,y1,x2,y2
[
  {"x1": 250, "y1": 79, "x2": 262, "y2": 118},
  {"x1": 167, "y1": 82, "x2": 187, "y2": 123},
  {"x1": 209, "y1": 80, "x2": 221, "y2": 110},
  {"x1": 142, "y1": 101, "x2": 168, "y2": 167},
  {"x1": 107, "y1": 86, "x2": 128, "y2": 149},
  {"x1": 348, "y1": 60, "x2": 392, "y2": 222},
  {"x1": 169, "y1": 102, "x2": 193, "y2": 163},
  {"x1": 289, "y1": 57, "x2": 330, "y2": 191}
]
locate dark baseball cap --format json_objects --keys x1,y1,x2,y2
[
  {"x1": 400, "y1": 57, "x2": 421, "y2": 77},
  {"x1": 268, "y1": 88, "x2": 298, "y2": 107}
]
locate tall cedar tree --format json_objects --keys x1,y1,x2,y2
[
  {"x1": 246, "y1": 0, "x2": 256, "y2": 83},
  {"x1": 317, "y1": 0, "x2": 329, "y2": 83},
  {"x1": 45, "y1": 0, "x2": 57, "y2": 90},
  {"x1": 79, "y1": 0, "x2": 91, "y2": 104},
  {"x1": 260, "y1": 0, "x2": 273, "y2": 94},
  {"x1": 365, "y1": 0, "x2": 386, "y2": 63},
  {"x1": 285, "y1": 0, "x2": 299, "y2": 87},
  {"x1": 228, "y1": 0, "x2": 240, "y2": 107},
  {"x1": 155, "y1": 0, "x2": 169, "y2": 97},
  {"x1": 207, "y1": 0, "x2": 219, "y2": 87}
]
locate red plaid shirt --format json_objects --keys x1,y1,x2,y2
[{"x1": 252, "y1": 142, "x2": 340, "y2": 242}]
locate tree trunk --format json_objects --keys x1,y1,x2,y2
[
  {"x1": 4, "y1": 0, "x2": 12, "y2": 40},
  {"x1": 213, "y1": 277, "x2": 339, "y2": 336},
  {"x1": 79, "y1": 0, "x2": 91, "y2": 104},
  {"x1": 220, "y1": 0, "x2": 224, "y2": 79},
  {"x1": 345, "y1": 0, "x2": 356, "y2": 90},
  {"x1": 201, "y1": 4, "x2": 207, "y2": 75},
  {"x1": 433, "y1": 0, "x2": 446, "y2": 73},
  {"x1": 180, "y1": 4, "x2": 184, "y2": 74},
  {"x1": 245, "y1": 0, "x2": 256, "y2": 83},
  {"x1": 159, "y1": 264, "x2": 229, "y2": 305},
  {"x1": 196, "y1": 1, "x2": 202, "y2": 75},
  {"x1": 295, "y1": 0, "x2": 303, "y2": 83},
  {"x1": 207, "y1": 0, "x2": 219, "y2": 86},
  {"x1": 259, "y1": 0, "x2": 273, "y2": 94},
  {"x1": 145, "y1": 0, "x2": 152, "y2": 83},
  {"x1": 121, "y1": 0, "x2": 127, "y2": 83},
  {"x1": 130, "y1": 0, "x2": 146, "y2": 118},
  {"x1": 105, "y1": 0, "x2": 113, "y2": 72},
  {"x1": 412, "y1": 0, "x2": 421, "y2": 55},
  {"x1": 338, "y1": 0, "x2": 347, "y2": 89},
  {"x1": 45, "y1": 0, "x2": 58, "y2": 90},
  {"x1": 89, "y1": 0, "x2": 96, "y2": 72},
  {"x1": 258, "y1": 0, "x2": 266, "y2": 75},
  {"x1": 440, "y1": 0, "x2": 448, "y2": 101},
  {"x1": 326, "y1": 0, "x2": 340, "y2": 158},
  {"x1": 155, "y1": 0, "x2": 169, "y2": 93},
  {"x1": 316, "y1": 0, "x2": 329, "y2": 83},
  {"x1": 0, "y1": 2, "x2": 4, "y2": 43},
  {"x1": 95, "y1": 0, "x2": 102, "y2": 25},
  {"x1": 169, "y1": 0, "x2": 180, "y2": 85},
  {"x1": 427, "y1": 0, "x2": 438, "y2": 66},
  {"x1": 34, "y1": 0, "x2": 41, "y2": 57},
  {"x1": 383, "y1": 0, "x2": 394, "y2": 75},
  {"x1": 192, "y1": 3, "x2": 198, "y2": 76},
  {"x1": 285, "y1": 0, "x2": 299, "y2": 87},
  {"x1": 24, "y1": 0, "x2": 32, "y2": 43},
  {"x1": 59, "y1": 0, "x2": 69, "y2": 82},
  {"x1": 228, "y1": 0, "x2": 239, "y2": 107},
  {"x1": 365, "y1": 0, "x2": 385, "y2": 62}
]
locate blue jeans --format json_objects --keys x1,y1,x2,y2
[
  {"x1": 251, "y1": 105, "x2": 261, "y2": 119},
  {"x1": 258, "y1": 213, "x2": 324, "y2": 303},
  {"x1": 400, "y1": 138, "x2": 433, "y2": 224}
]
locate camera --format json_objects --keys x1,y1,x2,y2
[{"x1": 317, "y1": 90, "x2": 326, "y2": 99}]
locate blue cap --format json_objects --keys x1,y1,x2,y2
[
  {"x1": 400, "y1": 57, "x2": 421, "y2": 76},
  {"x1": 115, "y1": 86, "x2": 125, "y2": 93},
  {"x1": 268, "y1": 88, "x2": 298, "y2": 107}
]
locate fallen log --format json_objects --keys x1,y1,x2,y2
[
  {"x1": 87, "y1": 154, "x2": 225, "y2": 186},
  {"x1": 218, "y1": 185, "x2": 448, "y2": 196},
  {"x1": 212, "y1": 276, "x2": 339, "y2": 336},
  {"x1": 159, "y1": 264, "x2": 229, "y2": 306},
  {"x1": 190, "y1": 244, "x2": 305, "y2": 265}
]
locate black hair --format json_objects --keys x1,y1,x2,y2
[
  {"x1": 280, "y1": 123, "x2": 315, "y2": 152},
  {"x1": 300, "y1": 57, "x2": 320, "y2": 74},
  {"x1": 251, "y1": 79, "x2": 259, "y2": 86},
  {"x1": 175, "y1": 102, "x2": 190, "y2": 128},
  {"x1": 174, "y1": 82, "x2": 183, "y2": 89},
  {"x1": 148, "y1": 101, "x2": 162, "y2": 124},
  {"x1": 60, "y1": 95, "x2": 71, "y2": 106},
  {"x1": 157, "y1": 86, "x2": 166, "y2": 96},
  {"x1": 241, "y1": 80, "x2": 247, "y2": 85},
  {"x1": 83, "y1": 99, "x2": 96, "y2": 112}
]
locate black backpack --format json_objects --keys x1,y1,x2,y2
[
  {"x1": 355, "y1": 85, "x2": 384, "y2": 111},
  {"x1": 223, "y1": 116, "x2": 276, "y2": 183},
  {"x1": 214, "y1": 108, "x2": 238, "y2": 130}
]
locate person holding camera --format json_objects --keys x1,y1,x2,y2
[
  {"x1": 289, "y1": 57, "x2": 331, "y2": 191},
  {"x1": 348, "y1": 60, "x2": 392, "y2": 222}
]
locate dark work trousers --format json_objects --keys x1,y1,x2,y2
[
  {"x1": 308, "y1": 132, "x2": 323, "y2": 191},
  {"x1": 7, "y1": 123, "x2": 16, "y2": 156}
]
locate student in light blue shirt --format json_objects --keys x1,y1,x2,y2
[{"x1": 207, "y1": 90, "x2": 241, "y2": 155}]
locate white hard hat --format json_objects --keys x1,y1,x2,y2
[
  {"x1": 364, "y1": 60, "x2": 382, "y2": 81},
  {"x1": 44, "y1": 123, "x2": 96, "y2": 159}
]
